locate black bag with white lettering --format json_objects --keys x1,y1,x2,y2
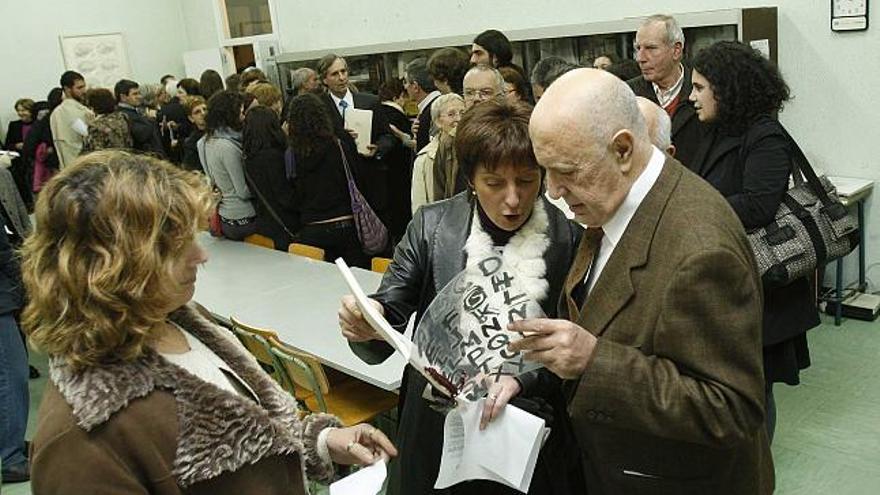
[{"x1": 746, "y1": 127, "x2": 858, "y2": 288}]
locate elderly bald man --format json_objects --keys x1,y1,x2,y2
[
  {"x1": 509, "y1": 68, "x2": 773, "y2": 494},
  {"x1": 548, "y1": 96, "x2": 675, "y2": 221}
]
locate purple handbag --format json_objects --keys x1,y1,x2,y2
[{"x1": 337, "y1": 140, "x2": 388, "y2": 255}]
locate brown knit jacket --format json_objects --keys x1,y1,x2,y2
[{"x1": 30, "y1": 303, "x2": 341, "y2": 495}]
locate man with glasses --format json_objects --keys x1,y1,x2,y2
[
  {"x1": 627, "y1": 14, "x2": 702, "y2": 169},
  {"x1": 462, "y1": 64, "x2": 506, "y2": 110}
]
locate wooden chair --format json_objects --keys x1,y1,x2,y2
[
  {"x1": 228, "y1": 316, "x2": 295, "y2": 394},
  {"x1": 288, "y1": 243, "x2": 325, "y2": 261},
  {"x1": 268, "y1": 337, "x2": 398, "y2": 426},
  {"x1": 244, "y1": 234, "x2": 275, "y2": 250},
  {"x1": 371, "y1": 257, "x2": 392, "y2": 274}
]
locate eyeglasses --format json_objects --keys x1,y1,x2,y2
[{"x1": 463, "y1": 88, "x2": 497, "y2": 99}]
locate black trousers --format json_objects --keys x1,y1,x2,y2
[{"x1": 298, "y1": 219, "x2": 369, "y2": 268}]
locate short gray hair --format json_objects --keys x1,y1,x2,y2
[
  {"x1": 139, "y1": 83, "x2": 162, "y2": 109},
  {"x1": 291, "y1": 67, "x2": 315, "y2": 91},
  {"x1": 653, "y1": 105, "x2": 672, "y2": 150},
  {"x1": 429, "y1": 93, "x2": 464, "y2": 135},
  {"x1": 406, "y1": 57, "x2": 437, "y2": 93},
  {"x1": 463, "y1": 64, "x2": 505, "y2": 93},
  {"x1": 530, "y1": 56, "x2": 578, "y2": 87},
  {"x1": 642, "y1": 14, "x2": 685, "y2": 46}
]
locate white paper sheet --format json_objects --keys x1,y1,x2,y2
[
  {"x1": 435, "y1": 398, "x2": 547, "y2": 493},
  {"x1": 345, "y1": 108, "x2": 373, "y2": 155},
  {"x1": 329, "y1": 459, "x2": 387, "y2": 495},
  {"x1": 336, "y1": 258, "x2": 414, "y2": 361}
]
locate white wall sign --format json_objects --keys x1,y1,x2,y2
[{"x1": 60, "y1": 33, "x2": 132, "y2": 89}]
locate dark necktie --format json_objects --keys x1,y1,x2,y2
[
  {"x1": 563, "y1": 227, "x2": 604, "y2": 322},
  {"x1": 338, "y1": 99, "x2": 348, "y2": 120}
]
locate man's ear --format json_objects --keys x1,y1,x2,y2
[
  {"x1": 672, "y1": 41, "x2": 684, "y2": 61},
  {"x1": 667, "y1": 144, "x2": 677, "y2": 157},
  {"x1": 611, "y1": 129, "x2": 635, "y2": 173}
]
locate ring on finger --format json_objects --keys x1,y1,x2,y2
[
  {"x1": 488, "y1": 393, "x2": 498, "y2": 401},
  {"x1": 346, "y1": 440, "x2": 357, "y2": 453}
]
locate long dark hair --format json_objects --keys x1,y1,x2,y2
[
  {"x1": 692, "y1": 41, "x2": 790, "y2": 135},
  {"x1": 199, "y1": 70, "x2": 225, "y2": 100},
  {"x1": 286, "y1": 93, "x2": 335, "y2": 158},
  {"x1": 243, "y1": 106, "x2": 286, "y2": 157},
  {"x1": 205, "y1": 90, "x2": 244, "y2": 136}
]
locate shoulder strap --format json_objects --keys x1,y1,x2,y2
[
  {"x1": 242, "y1": 158, "x2": 295, "y2": 240},
  {"x1": 775, "y1": 124, "x2": 836, "y2": 206}
]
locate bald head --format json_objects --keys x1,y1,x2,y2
[
  {"x1": 531, "y1": 68, "x2": 649, "y2": 158},
  {"x1": 530, "y1": 68, "x2": 653, "y2": 227},
  {"x1": 636, "y1": 96, "x2": 674, "y2": 155}
]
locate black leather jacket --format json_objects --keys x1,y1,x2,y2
[{"x1": 351, "y1": 192, "x2": 584, "y2": 494}]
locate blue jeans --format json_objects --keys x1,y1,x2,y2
[{"x1": 0, "y1": 313, "x2": 28, "y2": 471}]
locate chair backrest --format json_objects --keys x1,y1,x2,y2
[
  {"x1": 371, "y1": 257, "x2": 392, "y2": 273},
  {"x1": 244, "y1": 233, "x2": 275, "y2": 249},
  {"x1": 288, "y1": 243, "x2": 325, "y2": 261},
  {"x1": 268, "y1": 337, "x2": 330, "y2": 412},
  {"x1": 229, "y1": 316, "x2": 289, "y2": 389}
]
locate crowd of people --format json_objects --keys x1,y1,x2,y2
[{"x1": 0, "y1": 14, "x2": 819, "y2": 495}]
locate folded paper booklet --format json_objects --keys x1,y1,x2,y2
[
  {"x1": 435, "y1": 397, "x2": 549, "y2": 493},
  {"x1": 335, "y1": 257, "x2": 543, "y2": 400},
  {"x1": 344, "y1": 108, "x2": 373, "y2": 155}
]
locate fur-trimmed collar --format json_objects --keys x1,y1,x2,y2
[
  {"x1": 48, "y1": 304, "x2": 335, "y2": 487},
  {"x1": 464, "y1": 199, "x2": 551, "y2": 303}
]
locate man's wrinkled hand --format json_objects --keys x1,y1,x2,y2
[{"x1": 508, "y1": 318, "x2": 597, "y2": 379}]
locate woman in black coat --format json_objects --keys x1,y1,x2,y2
[
  {"x1": 3, "y1": 99, "x2": 36, "y2": 208},
  {"x1": 338, "y1": 100, "x2": 585, "y2": 495},
  {"x1": 287, "y1": 93, "x2": 368, "y2": 268},
  {"x1": 242, "y1": 106, "x2": 299, "y2": 250},
  {"x1": 688, "y1": 41, "x2": 819, "y2": 442},
  {"x1": 375, "y1": 79, "x2": 413, "y2": 244}
]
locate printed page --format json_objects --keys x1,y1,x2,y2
[
  {"x1": 435, "y1": 398, "x2": 546, "y2": 492},
  {"x1": 345, "y1": 108, "x2": 373, "y2": 155}
]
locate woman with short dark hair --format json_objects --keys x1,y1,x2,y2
[
  {"x1": 339, "y1": 99, "x2": 585, "y2": 494},
  {"x1": 81, "y1": 88, "x2": 133, "y2": 153},
  {"x1": 689, "y1": 40, "x2": 817, "y2": 442},
  {"x1": 199, "y1": 90, "x2": 257, "y2": 240},
  {"x1": 3, "y1": 98, "x2": 37, "y2": 205}
]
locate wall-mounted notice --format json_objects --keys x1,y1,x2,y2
[{"x1": 60, "y1": 33, "x2": 131, "y2": 89}]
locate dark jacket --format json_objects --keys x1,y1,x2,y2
[
  {"x1": 374, "y1": 102, "x2": 413, "y2": 241},
  {"x1": 158, "y1": 97, "x2": 191, "y2": 163},
  {"x1": 415, "y1": 94, "x2": 439, "y2": 154},
  {"x1": 30, "y1": 304, "x2": 341, "y2": 495},
  {"x1": 117, "y1": 105, "x2": 165, "y2": 157},
  {"x1": 324, "y1": 92, "x2": 395, "y2": 214},
  {"x1": 0, "y1": 213, "x2": 23, "y2": 315},
  {"x1": 294, "y1": 138, "x2": 360, "y2": 225},
  {"x1": 245, "y1": 146, "x2": 300, "y2": 249},
  {"x1": 691, "y1": 115, "x2": 819, "y2": 384},
  {"x1": 353, "y1": 193, "x2": 584, "y2": 494},
  {"x1": 628, "y1": 65, "x2": 704, "y2": 170},
  {"x1": 561, "y1": 157, "x2": 773, "y2": 495},
  {"x1": 3, "y1": 119, "x2": 34, "y2": 207},
  {"x1": 182, "y1": 129, "x2": 205, "y2": 172}
]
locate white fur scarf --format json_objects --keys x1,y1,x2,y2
[{"x1": 463, "y1": 199, "x2": 550, "y2": 303}]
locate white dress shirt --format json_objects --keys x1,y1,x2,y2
[
  {"x1": 585, "y1": 146, "x2": 666, "y2": 294},
  {"x1": 652, "y1": 63, "x2": 685, "y2": 109},
  {"x1": 329, "y1": 89, "x2": 355, "y2": 118}
]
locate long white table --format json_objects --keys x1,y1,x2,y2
[{"x1": 193, "y1": 234, "x2": 405, "y2": 391}]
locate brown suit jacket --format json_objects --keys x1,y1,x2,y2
[{"x1": 561, "y1": 157, "x2": 774, "y2": 494}]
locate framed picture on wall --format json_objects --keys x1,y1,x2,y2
[{"x1": 59, "y1": 33, "x2": 132, "y2": 89}]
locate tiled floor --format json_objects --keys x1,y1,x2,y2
[{"x1": 4, "y1": 313, "x2": 879, "y2": 494}]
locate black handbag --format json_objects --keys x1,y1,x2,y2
[{"x1": 746, "y1": 126, "x2": 859, "y2": 287}]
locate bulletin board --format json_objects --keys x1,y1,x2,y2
[{"x1": 59, "y1": 33, "x2": 132, "y2": 89}]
